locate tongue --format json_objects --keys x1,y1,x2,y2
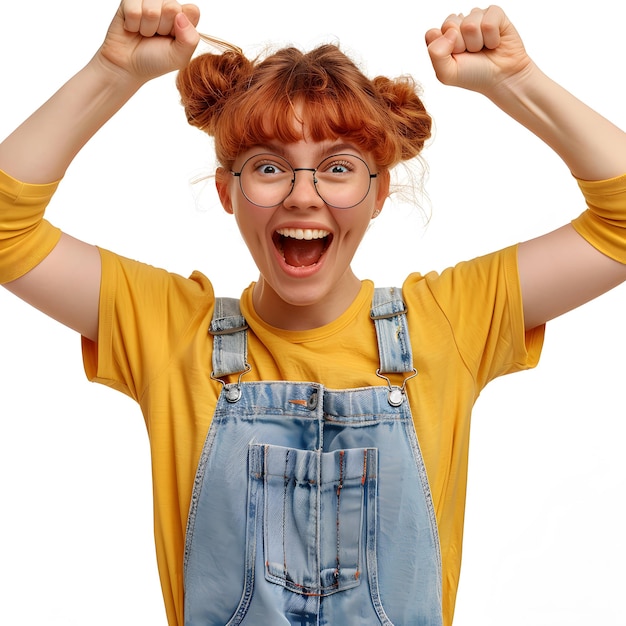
[{"x1": 282, "y1": 237, "x2": 326, "y2": 267}]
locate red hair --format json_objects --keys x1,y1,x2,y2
[{"x1": 176, "y1": 44, "x2": 432, "y2": 171}]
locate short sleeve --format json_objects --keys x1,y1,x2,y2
[
  {"x1": 82, "y1": 248, "x2": 215, "y2": 401},
  {"x1": 405, "y1": 245, "x2": 544, "y2": 391},
  {"x1": 0, "y1": 169, "x2": 62, "y2": 283}
]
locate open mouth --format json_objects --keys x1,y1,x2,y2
[{"x1": 273, "y1": 228, "x2": 332, "y2": 268}]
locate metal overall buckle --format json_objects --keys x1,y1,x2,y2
[{"x1": 375, "y1": 368, "x2": 418, "y2": 407}]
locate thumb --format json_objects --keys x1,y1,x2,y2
[
  {"x1": 171, "y1": 12, "x2": 200, "y2": 67},
  {"x1": 426, "y1": 28, "x2": 459, "y2": 86}
]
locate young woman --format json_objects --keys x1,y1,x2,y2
[{"x1": 1, "y1": 1, "x2": 624, "y2": 624}]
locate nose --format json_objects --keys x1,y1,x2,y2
[{"x1": 284, "y1": 167, "x2": 324, "y2": 209}]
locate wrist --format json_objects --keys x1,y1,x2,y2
[
  {"x1": 484, "y1": 61, "x2": 546, "y2": 111},
  {"x1": 87, "y1": 49, "x2": 148, "y2": 96},
  {"x1": 485, "y1": 63, "x2": 626, "y2": 179}
]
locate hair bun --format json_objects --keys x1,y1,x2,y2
[
  {"x1": 176, "y1": 51, "x2": 253, "y2": 135},
  {"x1": 373, "y1": 75, "x2": 432, "y2": 161}
]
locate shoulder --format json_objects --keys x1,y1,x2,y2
[
  {"x1": 402, "y1": 246, "x2": 519, "y2": 306},
  {"x1": 99, "y1": 248, "x2": 214, "y2": 300},
  {"x1": 97, "y1": 248, "x2": 217, "y2": 354},
  {"x1": 401, "y1": 246, "x2": 540, "y2": 383}
]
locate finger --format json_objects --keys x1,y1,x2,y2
[
  {"x1": 154, "y1": 1, "x2": 199, "y2": 37},
  {"x1": 122, "y1": 0, "x2": 144, "y2": 33},
  {"x1": 440, "y1": 14, "x2": 466, "y2": 55},
  {"x1": 137, "y1": 0, "x2": 165, "y2": 37},
  {"x1": 170, "y1": 11, "x2": 200, "y2": 66},
  {"x1": 155, "y1": 1, "x2": 182, "y2": 36},
  {"x1": 426, "y1": 28, "x2": 459, "y2": 85},
  {"x1": 424, "y1": 27, "x2": 443, "y2": 48},
  {"x1": 459, "y1": 8, "x2": 486, "y2": 53},
  {"x1": 181, "y1": 3, "x2": 200, "y2": 28},
  {"x1": 149, "y1": 2, "x2": 200, "y2": 39},
  {"x1": 480, "y1": 5, "x2": 505, "y2": 50}
]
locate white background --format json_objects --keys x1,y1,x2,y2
[{"x1": 1, "y1": 0, "x2": 625, "y2": 624}]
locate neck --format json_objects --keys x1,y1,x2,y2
[{"x1": 252, "y1": 272, "x2": 362, "y2": 330}]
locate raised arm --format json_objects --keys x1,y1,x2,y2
[
  {"x1": 426, "y1": 6, "x2": 626, "y2": 330},
  {"x1": 0, "y1": 1, "x2": 200, "y2": 340}
]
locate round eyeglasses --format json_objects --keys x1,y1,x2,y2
[{"x1": 231, "y1": 153, "x2": 378, "y2": 209}]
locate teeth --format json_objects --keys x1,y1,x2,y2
[{"x1": 276, "y1": 228, "x2": 329, "y2": 240}]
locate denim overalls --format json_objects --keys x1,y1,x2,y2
[{"x1": 184, "y1": 288, "x2": 442, "y2": 625}]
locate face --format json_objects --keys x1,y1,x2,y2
[{"x1": 216, "y1": 138, "x2": 389, "y2": 330}]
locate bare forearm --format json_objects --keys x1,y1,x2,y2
[
  {"x1": 426, "y1": 7, "x2": 625, "y2": 182},
  {"x1": 0, "y1": 2, "x2": 200, "y2": 186},
  {"x1": 0, "y1": 58, "x2": 142, "y2": 184},
  {"x1": 488, "y1": 64, "x2": 626, "y2": 181}
]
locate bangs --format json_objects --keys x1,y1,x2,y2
[
  {"x1": 213, "y1": 46, "x2": 399, "y2": 169},
  {"x1": 178, "y1": 43, "x2": 432, "y2": 171}
]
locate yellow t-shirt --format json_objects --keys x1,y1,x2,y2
[
  {"x1": 81, "y1": 245, "x2": 544, "y2": 626},
  {"x1": 4, "y1": 168, "x2": 626, "y2": 624}
]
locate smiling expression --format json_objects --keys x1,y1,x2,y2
[{"x1": 216, "y1": 138, "x2": 389, "y2": 329}]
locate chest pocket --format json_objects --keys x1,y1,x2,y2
[{"x1": 250, "y1": 442, "x2": 377, "y2": 596}]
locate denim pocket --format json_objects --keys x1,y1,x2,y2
[{"x1": 248, "y1": 443, "x2": 376, "y2": 598}]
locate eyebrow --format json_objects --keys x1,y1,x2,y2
[
  {"x1": 251, "y1": 142, "x2": 365, "y2": 162},
  {"x1": 325, "y1": 142, "x2": 363, "y2": 155}
]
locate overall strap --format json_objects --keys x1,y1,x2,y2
[
  {"x1": 370, "y1": 286, "x2": 414, "y2": 374},
  {"x1": 210, "y1": 287, "x2": 413, "y2": 377},
  {"x1": 209, "y1": 297, "x2": 249, "y2": 377}
]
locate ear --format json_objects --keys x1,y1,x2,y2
[
  {"x1": 215, "y1": 167, "x2": 234, "y2": 214},
  {"x1": 372, "y1": 169, "x2": 390, "y2": 219}
]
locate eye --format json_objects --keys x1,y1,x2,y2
[
  {"x1": 251, "y1": 156, "x2": 290, "y2": 177},
  {"x1": 258, "y1": 163, "x2": 281, "y2": 175},
  {"x1": 319, "y1": 156, "x2": 357, "y2": 176}
]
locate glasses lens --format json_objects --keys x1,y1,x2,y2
[
  {"x1": 314, "y1": 154, "x2": 373, "y2": 209},
  {"x1": 237, "y1": 153, "x2": 375, "y2": 209},
  {"x1": 239, "y1": 154, "x2": 294, "y2": 208}
]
